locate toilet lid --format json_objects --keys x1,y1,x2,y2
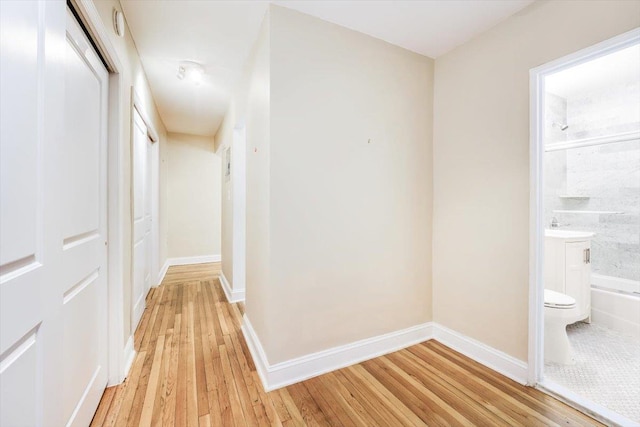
[{"x1": 544, "y1": 289, "x2": 576, "y2": 308}]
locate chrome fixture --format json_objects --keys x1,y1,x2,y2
[
  {"x1": 552, "y1": 122, "x2": 569, "y2": 131},
  {"x1": 550, "y1": 217, "x2": 559, "y2": 228}
]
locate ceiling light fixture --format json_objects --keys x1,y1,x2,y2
[{"x1": 177, "y1": 61, "x2": 205, "y2": 85}]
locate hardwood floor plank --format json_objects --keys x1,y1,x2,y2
[
  {"x1": 389, "y1": 349, "x2": 517, "y2": 426},
  {"x1": 138, "y1": 334, "x2": 165, "y2": 427},
  {"x1": 151, "y1": 329, "x2": 173, "y2": 426},
  {"x1": 304, "y1": 377, "x2": 359, "y2": 426},
  {"x1": 175, "y1": 296, "x2": 189, "y2": 427},
  {"x1": 186, "y1": 299, "x2": 201, "y2": 427},
  {"x1": 334, "y1": 369, "x2": 411, "y2": 427},
  {"x1": 163, "y1": 315, "x2": 181, "y2": 426},
  {"x1": 420, "y1": 342, "x2": 588, "y2": 427},
  {"x1": 92, "y1": 262, "x2": 603, "y2": 427},
  {"x1": 99, "y1": 382, "x2": 125, "y2": 427},
  {"x1": 219, "y1": 343, "x2": 248, "y2": 426},
  {"x1": 223, "y1": 334, "x2": 260, "y2": 427},
  {"x1": 346, "y1": 364, "x2": 428, "y2": 426},
  {"x1": 315, "y1": 372, "x2": 376, "y2": 426},
  {"x1": 89, "y1": 386, "x2": 115, "y2": 426},
  {"x1": 367, "y1": 356, "x2": 473, "y2": 426},
  {"x1": 113, "y1": 349, "x2": 147, "y2": 427},
  {"x1": 278, "y1": 388, "x2": 316, "y2": 426}
]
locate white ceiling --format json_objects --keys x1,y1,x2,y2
[{"x1": 120, "y1": 0, "x2": 534, "y2": 137}]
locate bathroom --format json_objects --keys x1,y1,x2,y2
[{"x1": 541, "y1": 43, "x2": 640, "y2": 422}]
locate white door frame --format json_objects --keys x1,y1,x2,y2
[
  {"x1": 68, "y1": 0, "x2": 127, "y2": 386},
  {"x1": 528, "y1": 27, "x2": 640, "y2": 424},
  {"x1": 232, "y1": 124, "x2": 247, "y2": 298}
]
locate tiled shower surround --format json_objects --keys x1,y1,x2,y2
[{"x1": 544, "y1": 84, "x2": 640, "y2": 284}]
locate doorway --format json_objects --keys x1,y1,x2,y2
[
  {"x1": 530, "y1": 28, "x2": 640, "y2": 425},
  {"x1": 131, "y1": 98, "x2": 160, "y2": 331}
]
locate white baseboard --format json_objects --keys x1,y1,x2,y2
[
  {"x1": 242, "y1": 314, "x2": 434, "y2": 391},
  {"x1": 123, "y1": 335, "x2": 136, "y2": 379},
  {"x1": 166, "y1": 254, "x2": 221, "y2": 266},
  {"x1": 156, "y1": 260, "x2": 170, "y2": 287},
  {"x1": 219, "y1": 271, "x2": 245, "y2": 303},
  {"x1": 433, "y1": 323, "x2": 528, "y2": 385}
]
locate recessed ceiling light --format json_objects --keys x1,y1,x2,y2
[{"x1": 177, "y1": 61, "x2": 205, "y2": 85}]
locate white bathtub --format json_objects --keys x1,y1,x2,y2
[{"x1": 590, "y1": 277, "x2": 640, "y2": 338}]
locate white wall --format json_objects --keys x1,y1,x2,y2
[
  {"x1": 432, "y1": 0, "x2": 640, "y2": 361},
  {"x1": 244, "y1": 12, "x2": 272, "y2": 350},
  {"x1": 166, "y1": 133, "x2": 221, "y2": 258},
  {"x1": 93, "y1": 0, "x2": 168, "y2": 343},
  {"x1": 244, "y1": 6, "x2": 434, "y2": 365}
]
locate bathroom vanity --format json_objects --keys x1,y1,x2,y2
[{"x1": 545, "y1": 229, "x2": 594, "y2": 323}]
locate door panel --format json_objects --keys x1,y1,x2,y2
[
  {"x1": 132, "y1": 108, "x2": 148, "y2": 328},
  {"x1": 0, "y1": 2, "x2": 46, "y2": 426},
  {"x1": 60, "y1": 8, "x2": 109, "y2": 426},
  {"x1": 1, "y1": 4, "x2": 108, "y2": 425},
  {"x1": 0, "y1": 0, "x2": 39, "y2": 268},
  {"x1": 0, "y1": 329, "x2": 39, "y2": 427},
  {"x1": 144, "y1": 137, "x2": 152, "y2": 290},
  {"x1": 62, "y1": 33, "x2": 101, "y2": 240}
]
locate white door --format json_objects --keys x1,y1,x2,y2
[
  {"x1": 132, "y1": 107, "x2": 152, "y2": 329},
  {"x1": 0, "y1": 4, "x2": 108, "y2": 426},
  {"x1": 60, "y1": 8, "x2": 109, "y2": 425}
]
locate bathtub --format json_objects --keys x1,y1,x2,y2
[{"x1": 591, "y1": 274, "x2": 640, "y2": 338}]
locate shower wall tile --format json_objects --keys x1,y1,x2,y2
[
  {"x1": 567, "y1": 81, "x2": 640, "y2": 140},
  {"x1": 545, "y1": 83, "x2": 640, "y2": 282}
]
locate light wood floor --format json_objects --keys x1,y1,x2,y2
[{"x1": 91, "y1": 263, "x2": 602, "y2": 427}]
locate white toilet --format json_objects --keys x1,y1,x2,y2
[{"x1": 544, "y1": 289, "x2": 578, "y2": 365}]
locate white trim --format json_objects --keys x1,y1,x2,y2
[
  {"x1": 68, "y1": 0, "x2": 126, "y2": 387},
  {"x1": 131, "y1": 89, "x2": 161, "y2": 298},
  {"x1": 122, "y1": 335, "x2": 136, "y2": 379},
  {"x1": 219, "y1": 271, "x2": 245, "y2": 303},
  {"x1": 433, "y1": 324, "x2": 528, "y2": 385},
  {"x1": 539, "y1": 380, "x2": 640, "y2": 427},
  {"x1": 545, "y1": 130, "x2": 639, "y2": 152},
  {"x1": 528, "y1": 27, "x2": 640, "y2": 419},
  {"x1": 242, "y1": 314, "x2": 434, "y2": 391},
  {"x1": 156, "y1": 259, "x2": 170, "y2": 287},
  {"x1": 166, "y1": 254, "x2": 221, "y2": 266},
  {"x1": 132, "y1": 91, "x2": 159, "y2": 144},
  {"x1": 71, "y1": 0, "x2": 122, "y2": 73},
  {"x1": 528, "y1": 60, "x2": 545, "y2": 386},
  {"x1": 232, "y1": 125, "x2": 247, "y2": 292}
]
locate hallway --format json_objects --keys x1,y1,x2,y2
[{"x1": 90, "y1": 264, "x2": 602, "y2": 427}]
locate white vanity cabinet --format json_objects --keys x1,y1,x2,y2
[{"x1": 544, "y1": 230, "x2": 594, "y2": 323}]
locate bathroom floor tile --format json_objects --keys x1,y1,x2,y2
[{"x1": 545, "y1": 321, "x2": 640, "y2": 422}]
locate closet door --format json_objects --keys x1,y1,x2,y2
[
  {"x1": 0, "y1": 3, "x2": 109, "y2": 426},
  {"x1": 132, "y1": 106, "x2": 152, "y2": 330}
]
